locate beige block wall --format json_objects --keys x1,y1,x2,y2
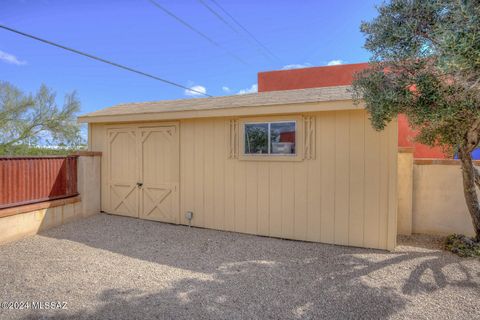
[
  {"x1": 77, "y1": 154, "x2": 101, "y2": 216},
  {"x1": 0, "y1": 154, "x2": 101, "y2": 245},
  {"x1": 397, "y1": 155, "x2": 476, "y2": 237},
  {"x1": 397, "y1": 151, "x2": 413, "y2": 235},
  {"x1": 412, "y1": 163, "x2": 475, "y2": 236},
  {"x1": 0, "y1": 201, "x2": 81, "y2": 245}
]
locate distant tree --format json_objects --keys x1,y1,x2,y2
[
  {"x1": 353, "y1": 0, "x2": 480, "y2": 241},
  {"x1": 0, "y1": 82, "x2": 84, "y2": 155},
  {"x1": 0, "y1": 145, "x2": 85, "y2": 156}
]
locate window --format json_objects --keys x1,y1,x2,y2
[
  {"x1": 244, "y1": 121, "x2": 296, "y2": 155},
  {"x1": 237, "y1": 116, "x2": 305, "y2": 161}
]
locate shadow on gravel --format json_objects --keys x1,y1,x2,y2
[{"x1": 27, "y1": 214, "x2": 478, "y2": 320}]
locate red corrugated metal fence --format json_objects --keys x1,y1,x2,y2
[{"x1": 0, "y1": 156, "x2": 78, "y2": 209}]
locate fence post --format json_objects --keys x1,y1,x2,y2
[
  {"x1": 74, "y1": 151, "x2": 101, "y2": 217},
  {"x1": 397, "y1": 147, "x2": 414, "y2": 235}
]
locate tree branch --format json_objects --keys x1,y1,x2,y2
[
  {"x1": 474, "y1": 167, "x2": 480, "y2": 190},
  {"x1": 2, "y1": 122, "x2": 44, "y2": 147},
  {"x1": 466, "y1": 119, "x2": 480, "y2": 152}
]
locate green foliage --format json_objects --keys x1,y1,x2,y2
[
  {"x1": 353, "y1": 0, "x2": 480, "y2": 155},
  {"x1": 437, "y1": 1, "x2": 480, "y2": 88},
  {"x1": 0, "y1": 144, "x2": 86, "y2": 156},
  {"x1": 0, "y1": 81, "x2": 84, "y2": 155},
  {"x1": 445, "y1": 234, "x2": 480, "y2": 258}
]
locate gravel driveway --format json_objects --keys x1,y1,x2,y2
[{"x1": 0, "y1": 214, "x2": 479, "y2": 320}]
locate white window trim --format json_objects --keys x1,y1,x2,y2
[
  {"x1": 244, "y1": 120, "x2": 297, "y2": 156},
  {"x1": 238, "y1": 115, "x2": 304, "y2": 162}
]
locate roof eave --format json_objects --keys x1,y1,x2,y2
[{"x1": 78, "y1": 99, "x2": 363, "y2": 124}]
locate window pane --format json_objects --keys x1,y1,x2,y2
[
  {"x1": 270, "y1": 122, "x2": 296, "y2": 155},
  {"x1": 245, "y1": 123, "x2": 268, "y2": 154}
]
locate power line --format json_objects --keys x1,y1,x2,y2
[
  {"x1": 209, "y1": 0, "x2": 281, "y2": 62},
  {"x1": 147, "y1": 0, "x2": 250, "y2": 66},
  {"x1": 197, "y1": 0, "x2": 239, "y2": 35},
  {"x1": 0, "y1": 24, "x2": 211, "y2": 97},
  {"x1": 196, "y1": 0, "x2": 275, "y2": 62}
]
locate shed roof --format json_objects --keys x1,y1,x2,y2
[{"x1": 79, "y1": 85, "x2": 357, "y2": 123}]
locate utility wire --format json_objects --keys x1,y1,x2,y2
[
  {"x1": 209, "y1": 0, "x2": 281, "y2": 62},
  {"x1": 0, "y1": 24, "x2": 211, "y2": 97},
  {"x1": 148, "y1": 0, "x2": 250, "y2": 66},
  {"x1": 196, "y1": 0, "x2": 274, "y2": 62},
  {"x1": 197, "y1": 0, "x2": 239, "y2": 35}
]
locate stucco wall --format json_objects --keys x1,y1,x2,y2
[
  {"x1": 0, "y1": 198, "x2": 82, "y2": 245},
  {"x1": 397, "y1": 155, "x2": 476, "y2": 237},
  {"x1": 412, "y1": 162, "x2": 475, "y2": 236},
  {"x1": 0, "y1": 154, "x2": 101, "y2": 245},
  {"x1": 397, "y1": 115, "x2": 447, "y2": 159},
  {"x1": 77, "y1": 153, "x2": 101, "y2": 217},
  {"x1": 397, "y1": 150, "x2": 413, "y2": 235}
]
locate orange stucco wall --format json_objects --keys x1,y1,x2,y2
[
  {"x1": 258, "y1": 63, "x2": 448, "y2": 159},
  {"x1": 258, "y1": 63, "x2": 369, "y2": 92},
  {"x1": 397, "y1": 114, "x2": 447, "y2": 158}
]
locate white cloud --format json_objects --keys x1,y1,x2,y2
[
  {"x1": 281, "y1": 63, "x2": 311, "y2": 70},
  {"x1": 0, "y1": 50, "x2": 26, "y2": 65},
  {"x1": 184, "y1": 85, "x2": 207, "y2": 97},
  {"x1": 327, "y1": 59, "x2": 344, "y2": 66},
  {"x1": 237, "y1": 84, "x2": 258, "y2": 95},
  {"x1": 222, "y1": 86, "x2": 230, "y2": 93}
]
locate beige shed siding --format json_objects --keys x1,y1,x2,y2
[{"x1": 90, "y1": 109, "x2": 397, "y2": 250}]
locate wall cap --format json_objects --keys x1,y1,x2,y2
[
  {"x1": 398, "y1": 147, "x2": 415, "y2": 153},
  {"x1": 0, "y1": 155, "x2": 78, "y2": 159},
  {"x1": 414, "y1": 159, "x2": 480, "y2": 165},
  {"x1": 0, "y1": 196, "x2": 81, "y2": 219},
  {"x1": 71, "y1": 151, "x2": 102, "y2": 157}
]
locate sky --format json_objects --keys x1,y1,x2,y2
[{"x1": 0, "y1": 0, "x2": 382, "y2": 118}]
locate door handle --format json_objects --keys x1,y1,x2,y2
[{"x1": 136, "y1": 182, "x2": 143, "y2": 188}]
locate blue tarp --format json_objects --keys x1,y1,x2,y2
[{"x1": 454, "y1": 148, "x2": 480, "y2": 160}]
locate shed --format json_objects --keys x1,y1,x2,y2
[{"x1": 79, "y1": 85, "x2": 397, "y2": 250}]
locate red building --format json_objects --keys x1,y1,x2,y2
[
  {"x1": 279, "y1": 131, "x2": 295, "y2": 143},
  {"x1": 258, "y1": 63, "x2": 448, "y2": 159}
]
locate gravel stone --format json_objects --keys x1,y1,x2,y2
[{"x1": 0, "y1": 214, "x2": 479, "y2": 319}]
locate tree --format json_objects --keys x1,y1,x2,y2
[
  {"x1": 245, "y1": 126, "x2": 268, "y2": 153},
  {"x1": 353, "y1": 0, "x2": 480, "y2": 241},
  {"x1": 0, "y1": 82, "x2": 83, "y2": 155}
]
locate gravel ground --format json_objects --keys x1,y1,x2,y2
[{"x1": 0, "y1": 214, "x2": 479, "y2": 320}]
